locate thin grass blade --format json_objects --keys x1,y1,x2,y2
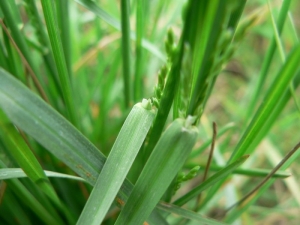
[
  {"x1": 0, "y1": 124, "x2": 60, "y2": 204},
  {"x1": 77, "y1": 100, "x2": 155, "y2": 225},
  {"x1": 120, "y1": 0, "x2": 131, "y2": 107},
  {"x1": 158, "y1": 202, "x2": 227, "y2": 225},
  {"x1": 41, "y1": 0, "x2": 77, "y2": 125},
  {"x1": 115, "y1": 118, "x2": 198, "y2": 225},
  {"x1": 173, "y1": 155, "x2": 249, "y2": 206},
  {"x1": 0, "y1": 168, "x2": 86, "y2": 182}
]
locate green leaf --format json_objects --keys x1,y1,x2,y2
[
  {"x1": 77, "y1": 101, "x2": 156, "y2": 225},
  {"x1": 230, "y1": 43, "x2": 300, "y2": 161},
  {"x1": 246, "y1": 0, "x2": 292, "y2": 117},
  {"x1": 193, "y1": 164, "x2": 290, "y2": 179},
  {"x1": 115, "y1": 118, "x2": 198, "y2": 225},
  {"x1": 0, "y1": 123, "x2": 60, "y2": 205},
  {"x1": 41, "y1": 0, "x2": 77, "y2": 125},
  {"x1": 120, "y1": 0, "x2": 131, "y2": 107},
  {"x1": 158, "y1": 202, "x2": 228, "y2": 225},
  {"x1": 0, "y1": 159, "x2": 64, "y2": 225},
  {"x1": 0, "y1": 168, "x2": 86, "y2": 182}
]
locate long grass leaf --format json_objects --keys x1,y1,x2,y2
[
  {"x1": 158, "y1": 202, "x2": 227, "y2": 225},
  {"x1": 24, "y1": 0, "x2": 60, "y2": 95},
  {"x1": 187, "y1": 164, "x2": 290, "y2": 179},
  {"x1": 229, "y1": 43, "x2": 300, "y2": 161},
  {"x1": 120, "y1": 0, "x2": 131, "y2": 107},
  {"x1": 0, "y1": 160, "x2": 64, "y2": 225},
  {"x1": 246, "y1": 0, "x2": 292, "y2": 117},
  {"x1": 41, "y1": 0, "x2": 77, "y2": 125},
  {"x1": 0, "y1": 124, "x2": 60, "y2": 204},
  {"x1": 77, "y1": 101, "x2": 155, "y2": 224},
  {"x1": 0, "y1": 1, "x2": 40, "y2": 80},
  {"x1": 0, "y1": 168, "x2": 86, "y2": 182},
  {"x1": 115, "y1": 118, "x2": 198, "y2": 225},
  {"x1": 134, "y1": 0, "x2": 146, "y2": 101}
]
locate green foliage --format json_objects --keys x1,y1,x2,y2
[{"x1": 0, "y1": 0, "x2": 300, "y2": 224}]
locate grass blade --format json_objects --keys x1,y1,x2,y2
[
  {"x1": 0, "y1": 160, "x2": 64, "y2": 225},
  {"x1": 115, "y1": 118, "x2": 198, "y2": 225},
  {"x1": 120, "y1": 0, "x2": 131, "y2": 107},
  {"x1": 173, "y1": 155, "x2": 249, "y2": 206},
  {"x1": 24, "y1": 0, "x2": 60, "y2": 95},
  {"x1": 134, "y1": 0, "x2": 146, "y2": 101},
  {"x1": 246, "y1": 0, "x2": 292, "y2": 117},
  {"x1": 229, "y1": 43, "x2": 300, "y2": 161},
  {"x1": 0, "y1": 1, "x2": 40, "y2": 80},
  {"x1": 77, "y1": 100, "x2": 155, "y2": 224},
  {"x1": 158, "y1": 202, "x2": 227, "y2": 225},
  {"x1": 41, "y1": 0, "x2": 77, "y2": 125},
  {"x1": 0, "y1": 124, "x2": 60, "y2": 204},
  {"x1": 55, "y1": 0, "x2": 72, "y2": 77},
  {"x1": 0, "y1": 168, "x2": 86, "y2": 182},
  {"x1": 186, "y1": 164, "x2": 290, "y2": 179}
]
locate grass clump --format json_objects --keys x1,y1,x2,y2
[{"x1": 0, "y1": 0, "x2": 300, "y2": 224}]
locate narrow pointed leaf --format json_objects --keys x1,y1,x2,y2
[
  {"x1": 77, "y1": 101, "x2": 155, "y2": 225},
  {"x1": 0, "y1": 168, "x2": 86, "y2": 182},
  {"x1": 174, "y1": 155, "x2": 249, "y2": 206},
  {"x1": 158, "y1": 202, "x2": 227, "y2": 225},
  {"x1": 115, "y1": 118, "x2": 198, "y2": 225}
]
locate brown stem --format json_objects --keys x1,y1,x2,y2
[
  {"x1": 195, "y1": 122, "x2": 217, "y2": 209},
  {"x1": 225, "y1": 141, "x2": 300, "y2": 213}
]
